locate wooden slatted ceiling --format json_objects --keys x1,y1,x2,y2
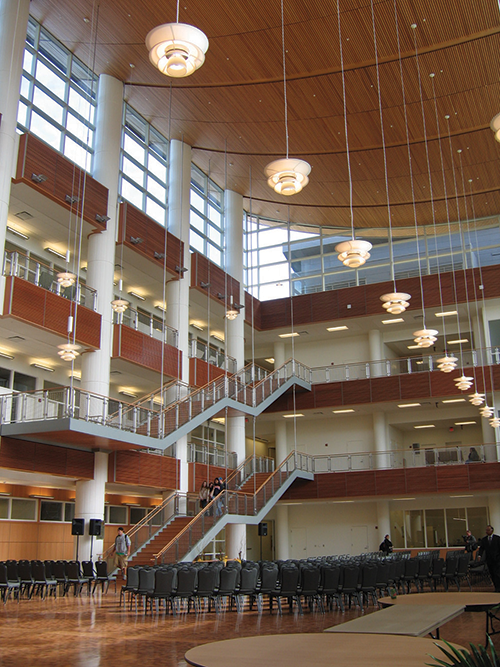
[{"x1": 29, "y1": 0, "x2": 500, "y2": 229}]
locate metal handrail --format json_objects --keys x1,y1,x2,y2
[{"x1": 113, "y1": 305, "x2": 178, "y2": 347}]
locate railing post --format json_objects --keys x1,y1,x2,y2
[
  {"x1": 407, "y1": 358, "x2": 412, "y2": 374},
  {"x1": 132, "y1": 407, "x2": 137, "y2": 432}
]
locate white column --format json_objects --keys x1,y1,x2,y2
[
  {"x1": 0, "y1": 0, "x2": 30, "y2": 313},
  {"x1": 373, "y1": 411, "x2": 389, "y2": 468},
  {"x1": 368, "y1": 329, "x2": 384, "y2": 377},
  {"x1": 274, "y1": 341, "x2": 286, "y2": 368},
  {"x1": 488, "y1": 494, "x2": 500, "y2": 533},
  {"x1": 377, "y1": 500, "x2": 391, "y2": 546},
  {"x1": 81, "y1": 74, "x2": 123, "y2": 397},
  {"x1": 275, "y1": 505, "x2": 289, "y2": 560},
  {"x1": 74, "y1": 451, "x2": 108, "y2": 561},
  {"x1": 275, "y1": 420, "x2": 288, "y2": 465},
  {"x1": 224, "y1": 189, "x2": 246, "y2": 559},
  {"x1": 167, "y1": 139, "x2": 192, "y2": 494}
]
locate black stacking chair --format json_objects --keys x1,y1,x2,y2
[
  {"x1": 401, "y1": 558, "x2": 419, "y2": 594},
  {"x1": 6, "y1": 560, "x2": 19, "y2": 585},
  {"x1": 359, "y1": 564, "x2": 378, "y2": 607},
  {"x1": 429, "y1": 557, "x2": 445, "y2": 591},
  {"x1": 65, "y1": 561, "x2": 86, "y2": 596},
  {"x1": 81, "y1": 561, "x2": 95, "y2": 595},
  {"x1": 53, "y1": 560, "x2": 68, "y2": 595},
  {"x1": 456, "y1": 554, "x2": 472, "y2": 592},
  {"x1": 192, "y1": 566, "x2": 219, "y2": 613},
  {"x1": 132, "y1": 567, "x2": 156, "y2": 612},
  {"x1": 375, "y1": 561, "x2": 391, "y2": 598},
  {"x1": 415, "y1": 558, "x2": 431, "y2": 592},
  {"x1": 320, "y1": 564, "x2": 343, "y2": 612},
  {"x1": 0, "y1": 562, "x2": 20, "y2": 603},
  {"x1": 93, "y1": 560, "x2": 113, "y2": 594},
  {"x1": 443, "y1": 556, "x2": 459, "y2": 592},
  {"x1": 257, "y1": 563, "x2": 280, "y2": 613},
  {"x1": 18, "y1": 560, "x2": 33, "y2": 598},
  {"x1": 120, "y1": 565, "x2": 140, "y2": 607},
  {"x1": 299, "y1": 565, "x2": 324, "y2": 613},
  {"x1": 146, "y1": 567, "x2": 177, "y2": 615},
  {"x1": 340, "y1": 564, "x2": 362, "y2": 609},
  {"x1": 235, "y1": 564, "x2": 259, "y2": 612},
  {"x1": 214, "y1": 566, "x2": 238, "y2": 613},
  {"x1": 172, "y1": 566, "x2": 198, "y2": 613},
  {"x1": 31, "y1": 560, "x2": 57, "y2": 599},
  {"x1": 269, "y1": 564, "x2": 302, "y2": 615}
]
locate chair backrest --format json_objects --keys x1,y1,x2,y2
[
  {"x1": 404, "y1": 559, "x2": 418, "y2": 577},
  {"x1": 138, "y1": 567, "x2": 156, "y2": 591},
  {"x1": 320, "y1": 565, "x2": 341, "y2": 593},
  {"x1": 259, "y1": 564, "x2": 279, "y2": 592},
  {"x1": 18, "y1": 560, "x2": 32, "y2": 581},
  {"x1": 154, "y1": 568, "x2": 177, "y2": 594},
  {"x1": 44, "y1": 560, "x2": 56, "y2": 579},
  {"x1": 81, "y1": 561, "x2": 95, "y2": 578},
  {"x1": 417, "y1": 558, "x2": 431, "y2": 576},
  {"x1": 445, "y1": 556, "x2": 458, "y2": 575},
  {"x1": 279, "y1": 565, "x2": 300, "y2": 595},
  {"x1": 125, "y1": 566, "x2": 140, "y2": 588},
  {"x1": 175, "y1": 566, "x2": 197, "y2": 594},
  {"x1": 217, "y1": 566, "x2": 238, "y2": 594},
  {"x1": 31, "y1": 560, "x2": 46, "y2": 582},
  {"x1": 0, "y1": 562, "x2": 8, "y2": 584},
  {"x1": 360, "y1": 564, "x2": 378, "y2": 589},
  {"x1": 196, "y1": 566, "x2": 219, "y2": 594},
  {"x1": 431, "y1": 558, "x2": 445, "y2": 576},
  {"x1": 6, "y1": 560, "x2": 18, "y2": 582},
  {"x1": 239, "y1": 565, "x2": 259, "y2": 592},
  {"x1": 300, "y1": 566, "x2": 321, "y2": 594},
  {"x1": 456, "y1": 556, "x2": 469, "y2": 575},
  {"x1": 95, "y1": 561, "x2": 108, "y2": 578},
  {"x1": 66, "y1": 561, "x2": 81, "y2": 580},
  {"x1": 53, "y1": 561, "x2": 67, "y2": 580},
  {"x1": 341, "y1": 565, "x2": 360, "y2": 592}
]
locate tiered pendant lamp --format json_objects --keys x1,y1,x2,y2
[
  {"x1": 380, "y1": 292, "x2": 411, "y2": 315},
  {"x1": 436, "y1": 356, "x2": 458, "y2": 373}
]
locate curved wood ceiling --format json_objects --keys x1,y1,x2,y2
[{"x1": 31, "y1": 0, "x2": 500, "y2": 229}]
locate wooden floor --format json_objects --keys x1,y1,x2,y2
[{"x1": 0, "y1": 583, "x2": 497, "y2": 667}]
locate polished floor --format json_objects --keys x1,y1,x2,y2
[{"x1": 0, "y1": 583, "x2": 497, "y2": 667}]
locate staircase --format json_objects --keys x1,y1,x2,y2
[
  {"x1": 237, "y1": 472, "x2": 273, "y2": 495},
  {"x1": 129, "y1": 516, "x2": 192, "y2": 566}
]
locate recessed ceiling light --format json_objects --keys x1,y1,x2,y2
[
  {"x1": 407, "y1": 345, "x2": 421, "y2": 349},
  {"x1": 393, "y1": 497, "x2": 416, "y2": 501},
  {"x1": 119, "y1": 390, "x2": 137, "y2": 398},
  {"x1": 327, "y1": 326, "x2": 348, "y2": 332},
  {"x1": 333, "y1": 409, "x2": 354, "y2": 414},
  {"x1": 265, "y1": 358, "x2": 275, "y2": 364},
  {"x1": 190, "y1": 322, "x2": 204, "y2": 331},
  {"x1": 31, "y1": 363, "x2": 54, "y2": 372},
  {"x1": 29, "y1": 494, "x2": 54, "y2": 499},
  {"x1": 382, "y1": 318, "x2": 404, "y2": 324},
  {"x1": 45, "y1": 247, "x2": 67, "y2": 260},
  {"x1": 398, "y1": 403, "x2": 421, "y2": 408},
  {"x1": 442, "y1": 398, "x2": 466, "y2": 404},
  {"x1": 455, "y1": 421, "x2": 476, "y2": 425},
  {"x1": 279, "y1": 332, "x2": 300, "y2": 338},
  {"x1": 447, "y1": 338, "x2": 469, "y2": 345},
  {"x1": 450, "y1": 495, "x2": 473, "y2": 498},
  {"x1": 283, "y1": 413, "x2": 304, "y2": 418},
  {"x1": 414, "y1": 424, "x2": 435, "y2": 429},
  {"x1": 211, "y1": 333, "x2": 225, "y2": 342},
  {"x1": 0, "y1": 351, "x2": 14, "y2": 360},
  {"x1": 435, "y1": 311, "x2": 457, "y2": 317},
  {"x1": 128, "y1": 291, "x2": 146, "y2": 301},
  {"x1": 7, "y1": 225, "x2": 29, "y2": 239}
]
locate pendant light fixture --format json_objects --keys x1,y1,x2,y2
[
  {"x1": 264, "y1": 0, "x2": 311, "y2": 196},
  {"x1": 454, "y1": 374, "x2": 474, "y2": 391},
  {"x1": 480, "y1": 404, "x2": 494, "y2": 419},
  {"x1": 490, "y1": 112, "x2": 500, "y2": 143},
  {"x1": 146, "y1": 0, "x2": 208, "y2": 78},
  {"x1": 334, "y1": 0, "x2": 371, "y2": 268},
  {"x1": 436, "y1": 355, "x2": 458, "y2": 373},
  {"x1": 469, "y1": 392, "x2": 485, "y2": 407}
]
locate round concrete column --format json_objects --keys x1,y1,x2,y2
[
  {"x1": 488, "y1": 494, "x2": 500, "y2": 534},
  {"x1": 74, "y1": 451, "x2": 108, "y2": 561},
  {"x1": 167, "y1": 139, "x2": 192, "y2": 494},
  {"x1": 373, "y1": 411, "x2": 390, "y2": 468},
  {"x1": 275, "y1": 420, "x2": 287, "y2": 465},
  {"x1": 275, "y1": 505, "x2": 289, "y2": 560},
  {"x1": 0, "y1": 0, "x2": 30, "y2": 313},
  {"x1": 377, "y1": 500, "x2": 391, "y2": 546},
  {"x1": 368, "y1": 329, "x2": 384, "y2": 377},
  {"x1": 274, "y1": 342, "x2": 286, "y2": 369},
  {"x1": 81, "y1": 74, "x2": 123, "y2": 397}
]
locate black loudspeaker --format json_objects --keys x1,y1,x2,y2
[
  {"x1": 88, "y1": 518, "x2": 103, "y2": 537},
  {"x1": 258, "y1": 522, "x2": 268, "y2": 537},
  {"x1": 71, "y1": 518, "x2": 85, "y2": 536}
]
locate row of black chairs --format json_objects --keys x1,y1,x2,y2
[{"x1": 0, "y1": 559, "x2": 112, "y2": 602}]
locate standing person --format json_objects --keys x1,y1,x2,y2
[
  {"x1": 379, "y1": 534, "x2": 393, "y2": 554},
  {"x1": 478, "y1": 525, "x2": 500, "y2": 592},
  {"x1": 112, "y1": 527, "x2": 131, "y2": 580},
  {"x1": 467, "y1": 447, "x2": 481, "y2": 462},
  {"x1": 199, "y1": 480, "x2": 210, "y2": 511},
  {"x1": 212, "y1": 477, "x2": 223, "y2": 518},
  {"x1": 463, "y1": 529, "x2": 478, "y2": 554}
]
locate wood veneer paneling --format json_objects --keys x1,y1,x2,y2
[
  {"x1": 189, "y1": 358, "x2": 226, "y2": 388},
  {"x1": 118, "y1": 202, "x2": 184, "y2": 276},
  {"x1": 14, "y1": 133, "x2": 108, "y2": 230},
  {"x1": 109, "y1": 450, "x2": 179, "y2": 489},
  {"x1": 0, "y1": 437, "x2": 94, "y2": 478},
  {"x1": 190, "y1": 252, "x2": 240, "y2": 306},
  {"x1": 113, "y1": 324, "x2": 182, "y2": 378},
  {"x1": 188, "y1": 462, "x2": 228, "y2": 493},
  {"x1": 3, "y1": 276, "x2": 101, "y2": 348}
]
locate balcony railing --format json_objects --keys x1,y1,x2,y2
[
  {"x1": 187, "y1": 442, "x2": 238, "y2": 469},
  {"x1": 4, "y1": 250, "x2": 97, "y2": 310},
  {"x1": 189, "y1": 339, "x2": 237, "y2": 374},
  {"x1": 114, "y1": 306, "x2": 178, "y2": 347}
]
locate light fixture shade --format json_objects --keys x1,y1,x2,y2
[
  {"x1": 146, "y1": 23, "x2": 209, "y2": 78},
  {"x1": 264, "y1": 158, "x2": 311, "y2": 196},
  {"x1": 225, "y1": 309, "x2": 238, "y2": 320},
  {"x1": 480, "y1": 405, "x2": 494, "y2": 418},
  {"x1": 436, "y1": 355, "x2": 458, "y2": 373},
  {"x1": 489, "y1": 416, "x2": 500, "y2": 428},
  {"x1": 57, "y1": 272, "x2": 76, "y2": 288},
  {"x1": 454, "y1": 374, "x2": 474, "y2": 391},
  {"x1": 57, "y1": 343, "x2": 81, "y2": 362},
  {"x1": 412, "y1": 329, "x2": 438, "y2": 348},
  {"x1": 335, "y1": 240, "x2": 372, "y2": 268},
  {"x1": 111, "y1": 298, "x2": 129, "y2": 314},
  {"x1": 469, "y1": 392, "x2": 485, "y2": 406},
  {"x1": 380, "y1": 292, "x2": 411, "y2": 315}
]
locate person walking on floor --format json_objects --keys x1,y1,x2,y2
[
  {"x1": 478, "y1": 525, "x2": 500, "y2": 592},
  {"x1": 112, "y1": 527, "x2": 131, "y2": 580}
]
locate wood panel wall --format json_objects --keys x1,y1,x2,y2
[
  {"x1": 14, "y1": 133, "x2": 108, "y2": 230},
  {"x1": 108, "y1": 450, "x2": 180, "y2": 489},
  {"x1": 252, "y1": 265, "x2": 500, "y2": 331},
  {"x1": 282, "y1": 461, "x2": 500, "y2": 501},
  {"x1": 267, "y1": 366, "x2": 500, "y2": 412},
  {"x1": 0, "y1": 437, "x2": 94, "y2": 478},
  {"x1": 117, "y1": 202, "x2": 184, "y2": 276},
  {"x1": 188, "y1": 462, "x2": 228, "y2": 493},
  {"x1": 112, "y1": 324, "x2": 182, "y2": 378},
  {"x1": 189, "y1": 357, "x2": 226, "y2": 388},
  {"x1": 3, "y1": 276, "x2": 101, "y2": 348},
  {"x1": 190, "y1": 252, "x2": 240, "y2": 306}
]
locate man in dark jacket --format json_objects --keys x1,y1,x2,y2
[
  {"x1": 478, "y1": 525, "x2": 500, "y2": 592},
  {"x1": 379, "y1": 534, "x2": 393, "y2": 554}
]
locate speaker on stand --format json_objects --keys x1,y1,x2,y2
[
  {"x1": 258, "y1": 522, "x2": 268, "y2": 561},
  {"x1": 72, "y1": 518, "x2": 85, "y2": 562},
  {"x1": 88, "y1": 519, "x2": 103, "y2": 562}
]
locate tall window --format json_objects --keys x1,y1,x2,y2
[
  {"x1": 119, "y1": 105, "x2": 169, "y2": 226},
  {"x1": 18, "y1": 17, "x2": 97, "y2": 171},
  {"x1": 190, "y1": 164, "x2": 224, "y2": 267}
]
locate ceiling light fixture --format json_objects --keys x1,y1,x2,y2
[
  {"x1": 436, "y1": 355, "x2": 458, "y2": 373},
  {"x1": 0, "y1": 351, "x2": 14, "y2": 360},
  {"x1": 45, "y1": 247, "x2": 67, "y2": 260},
  {"x1": 326, "y1": 326, "x2": 348, "y2": 332},
  {"x1": 480, "y1": 405, "x2": 494, "y2": 418},
  {"x1": 7, "y1": 225, "x2": 29, "y2": 239},
  {"x1": 57, "y1": 271, "x2": 76, "y2": 288},
  {"x1": 31, "y1": 363, "x2": 54, "y2": 372},
  {"x1": 57, "y1": 343, "x2": 81, "y2": 362},
  {"x1": 414, "y1": 424, "x2": 435, "y2": 429},
  {"x1": 447, "y1": 338, "x2": 469, "y2": 345},
  {"x1": 454, "y1": 375, "x2": 474, "y2": 391},
  {"x1": 335, "y1": 239, "x2": 372, "y2": 268},
  {"x1": 442, "y1": 398, "x2": 466, "y2": 404},
  {"x1": 382, "y1": 318, "x2": 404, "y2": 325},
  {"x1": 145, "y1": 0, "x2": 208, "y2": 79},
  {"x1": 455, "y1": 421, "x2": 476, "y2": 426},
  {"x1": 413, "y1": 329, "x2": 438, "y2": 348},
  {"x1": 468, "y1": 392, "x2": 485, "y2": 407},
  {"x1": 119, "y1": 390, "x2": 137, "y2": 399},
  {"x1": 490, "y1": 416, "x2": 500, "y2": 428},
  {"x1": 380, "y1": 292, "x2": 411, "y2": 315},
  {"x1": 283, "y1": 413, "x2": 304, "y2": 418},
  {"x1": 333, "y1": 409, "x2": 354, "y2": 414},
  {"x1": 128, "y1": 291, "x2": 145, "y2": 301},
  {"x1": 435, "y1": 311, "x2": 458, "y2": 317},
  {"x1": 279, "y1": 332, "x2": 299, "y2": 338},
  {"x1": 398, "y1": 403, "x2": 421, "y2": 408},
  {"x1": 112, "y1": 279, "x2": 129, "y2": 314},
  {"x1": 490, "y1": 112, "x2": 500, "y2": 143}
]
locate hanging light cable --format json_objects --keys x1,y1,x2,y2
[
  {"x1": 334, "y1": 0, "x2": 371, "y2": 268},
  {"x1": 146, "y1": 0, "x2": 208, "y2": 78},
  {"x1": 264, "y1": 0, "x2": 311, "y2": 196}
]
